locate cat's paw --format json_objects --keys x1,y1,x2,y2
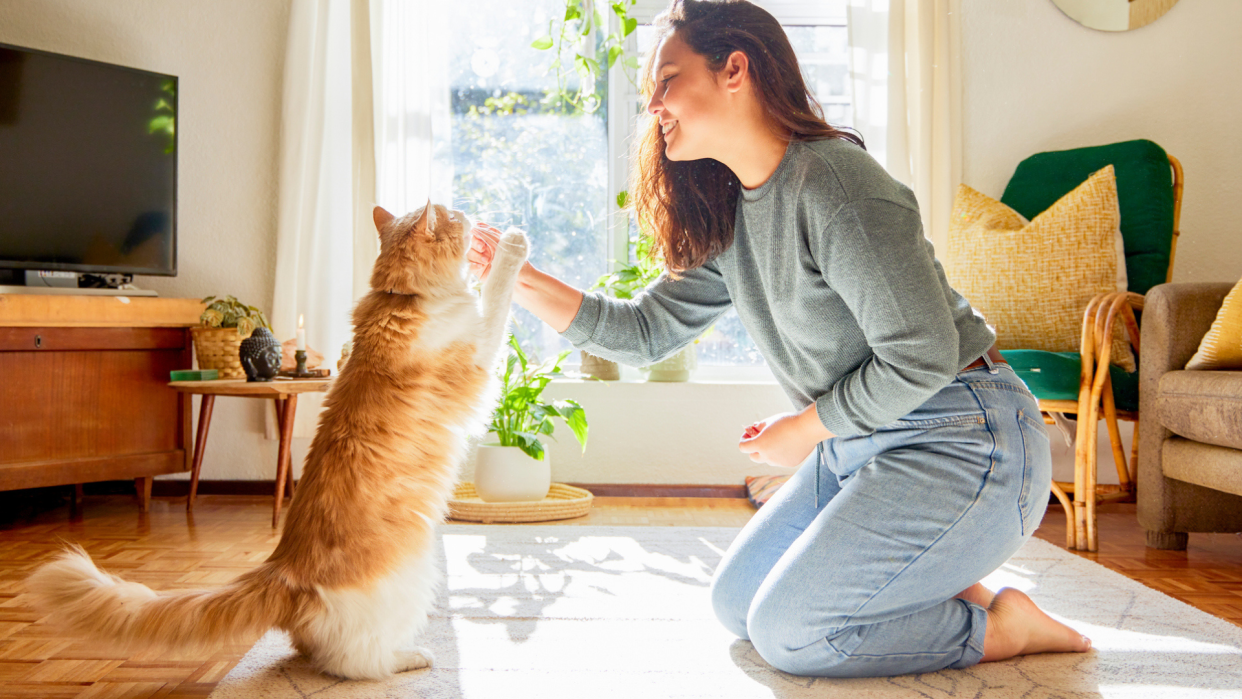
[
  {"x1": 496, "y1": 229, "x2": 529, "y2": 262},
  {"x1": 394, "y1": 647, "x2": 435, "y2": 672}
]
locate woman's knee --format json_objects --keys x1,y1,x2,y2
[
  {"x1": 709, "y1": 564, "x2": 752, "y2": 640},
  {"x1": 746, "y1": 595, "x2": 855, "y2": 677}
]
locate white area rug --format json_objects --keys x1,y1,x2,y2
[{"x1": 210, "y1": 526, "x2": 1242, "y2": 698}]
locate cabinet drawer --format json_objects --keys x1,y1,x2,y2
[{"x1": 0, "y1": 327, "x2": 189, "y2": 352}]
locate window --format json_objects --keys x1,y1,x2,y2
[{"x1": 438, "y1": 0, "x2": 850, "y2": 376}]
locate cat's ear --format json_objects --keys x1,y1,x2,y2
[
  {"x1": 422, "y1": 199, "x2": 436, "y2": 232},
  {"x1": 412, "y1": 199, "x2": 435, "y2": 238},
  {"x1": 373, "y1": 205, "x2": 396, "y2": 234}
]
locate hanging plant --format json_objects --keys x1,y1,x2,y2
[{"x1": 531, "y1": 0, "x2": 640, "y2": 115}]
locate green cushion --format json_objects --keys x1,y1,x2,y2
[
  {"x1": 1000, "y1": 139, "x2": 1174, "y2": 296},
  {"x1": 1001, "y1": 349, "x2": 1139, "y2": 413}
]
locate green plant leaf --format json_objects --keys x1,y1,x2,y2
[
  {"x1": 516, "y1": 432, "x2": 546, "y2": 460},
  {"x1": 616, "y1": 190, "x2": 629, "y2": 209},
  {"x1": 564, "y1": 2, "x2": 581, "y2": 21},
  {"x1": 554, "y1": 399, "x2": 590, "y2": 451},
  {"x1": 531, "y1": 36, "x2": 554, "y2": 50},
  {"x1": 623, "y1": 17, "x2": 637, "y2": 36},
  {"x1": 607, "y1": 45, "x2": 622, "y2": 69},
  {"x1": 148, "y1": 115, "x2": 173, "y2": 134}
]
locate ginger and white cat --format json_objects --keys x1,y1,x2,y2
[{"x1": 26, "y1": 203, "x2": 529, "y2": 679}]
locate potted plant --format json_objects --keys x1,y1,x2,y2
[
  {"x1": 589, "y1": 197, "x2": 700, "y2": 381},
  {"x1": 193, "y1": 295, "x2": 272, "y2": 380},
  {"x1": 584, "y1": 231, "x2": 660, "y2": 380},
  {"x1": 475, "y1": 335, "x2": 590, "y2": 502}
]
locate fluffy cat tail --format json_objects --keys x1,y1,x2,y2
[{"x1": 26, "y1": 545, "x2": 293, "y2": 653}]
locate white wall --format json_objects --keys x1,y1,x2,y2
[
  {"x1": 537, "y1": 375, "x2": 792, "y2": 486},
  {"x1": 960, "y1": 0, "x2": 1242, "y2": 285},
  {"x1": 961, "y1": 0, "x2": 1242, "y2": 485},
  {"x1": 0, "y1": 0, "x2": 294, "y2": 481}
]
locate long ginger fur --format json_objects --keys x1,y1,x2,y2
[{"x1": 26, "y1": 203, "x2": 529, "y2": 679}]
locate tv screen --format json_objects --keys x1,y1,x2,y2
[{"x1": 0, "y1": 42, "x2": 177, "y2": 278}]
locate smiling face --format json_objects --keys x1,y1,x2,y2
[{"x1": 645, "y1": 31, "x2": 733, "y2": 162}]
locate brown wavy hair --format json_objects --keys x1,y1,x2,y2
[{"x1": 632, "y1": 0, "x2": 864, "y2": 274}]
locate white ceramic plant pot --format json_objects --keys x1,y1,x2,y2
[
  {"x1": 474, "y1": 444, "x2": 552, "y2": 503},
  {"x1": 643, "y1": 344, "x2": 697, "y2": 382}
]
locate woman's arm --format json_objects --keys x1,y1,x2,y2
[
  {"x1": 470, "y1": 223, "x2": 582, "y2": 333},
  {"x1": 470, "y1": 222, "x2": 732, "y2": 365},
  {"x1": 511, "y1": 264, "x2": 583, "y2": 334}
]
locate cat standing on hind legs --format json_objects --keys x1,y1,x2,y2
[{"x1": 24, "y1": 202, "x2": 529, "y2": 680}]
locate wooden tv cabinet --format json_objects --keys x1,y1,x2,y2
[{"x1": 0, "y1": 295, "x2": 204, "y2": 511}]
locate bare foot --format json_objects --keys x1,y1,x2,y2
[
  {"x1": 954, "y1": 582, "x2": 995, "y2": 608},
  {"x1": 981, "y1": 588, "x2": 1091, "y2": 662}
]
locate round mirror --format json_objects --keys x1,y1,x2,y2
[{"x1": 1052, "y1": 0, "x2": 1181, "y2": 31}]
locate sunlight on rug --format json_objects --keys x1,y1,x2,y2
[{"x1": 210, "y1": 526, "x2": 1242, "y2": 698}]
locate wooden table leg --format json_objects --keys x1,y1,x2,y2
[
  {"x1": 135, "y1": 476, "x2": 153, "y2": 512},
  {"x1": 188, "y1": 395, "x2": 216, "y2": 511},
  {"x1": 273, "y1": 395, "x2": 298, "y2": 528},
  {"x1": 273, "y1": 399, "x2": 295, "y2": 500}
]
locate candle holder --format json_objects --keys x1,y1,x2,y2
[{"x1": 288, "y1": 349, "x2": 315, "y2": 378}]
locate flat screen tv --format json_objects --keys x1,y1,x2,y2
[{"x1": 0, "y1": 42, "x2": 177, "y2": 283}]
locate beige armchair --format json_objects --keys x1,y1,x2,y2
[{"x1": 1138, "y1": 282, "x2": 1242, "y2": 550}]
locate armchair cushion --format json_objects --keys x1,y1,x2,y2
[
  {"x1": 1185, "y1": 278, "x2": 1242, "y2": 370},
  {"x1": 1155, "y1": 370, "x2": 1242, "y2": 450},
  {"x1": 1001, "y1": 139, "x2": 1175, "y2": 297},
  {"x1": 1162, "y1": 439, "x2": 1242, "y2": 499},
  {"x1": 945, "y1": 165, "x2": 1134, "y2": 371},
  {"x1": 1003, "y1": 349, "x2": 1139, "y2": 411}
]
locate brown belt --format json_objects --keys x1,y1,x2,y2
[{"x1": 962, "y1": 345, "x2": 1007, "y2": 372}]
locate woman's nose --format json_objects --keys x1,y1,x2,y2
[{"x1": 646, "y1": 91, "x2": 662, "y2": 116}]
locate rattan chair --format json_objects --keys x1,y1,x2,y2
[{"x1": 997, "y1": 140, "x2": 1183, "y2": 551}]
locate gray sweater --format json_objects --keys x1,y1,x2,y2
[{"x1": 561, "y1": 138, "x2": 995, "y2": 437}]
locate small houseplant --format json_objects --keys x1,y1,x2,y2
[
  {"x1": 588, "y1": 195, "x2": 698, "y2": 381},
  {"x1": 475, "y1": 335, "x2": 589, "y2": 502},
  {"x1": 192, "y1": 295, "x2": 271, "y2": 380}
]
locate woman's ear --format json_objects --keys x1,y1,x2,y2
[{"x1": 722, "y1": 50, "x2": 749, "y2": 92}]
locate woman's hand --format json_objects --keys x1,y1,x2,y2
[
  {"x1": 467, "y1": 221, "x2": 585, "y2": 333},
  {"x1": 739, "y1": 405, "x2": 834, "y2": 468},
  {"x1": 468, "y1": 222, "x2": 509, "y2": 282}
]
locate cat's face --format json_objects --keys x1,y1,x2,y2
[{"x1": 370, "y1": 203, "x2": 472, "y2": 295}]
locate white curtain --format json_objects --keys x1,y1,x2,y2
[
  {"x1": 269, "y1": 0, "x2": 380, "y2": 440},
  {"x1": 371, "y1": 0, "x2": 453, "y2": 216},
  {"x1": 848, "y1": 0, "x2": 962, "y2": 251},
  {"x1": 269, "y1": 0, "x2": 451, "y2": 443}
]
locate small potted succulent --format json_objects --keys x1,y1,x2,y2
[
  {"x1": 193, "y1": 295, "x2": 274, "y2": 380},
  {"x1": 475, "y1": 335, "x2": 589, "y2": 502}
]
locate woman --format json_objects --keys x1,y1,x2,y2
[{"x1": 468, "y1": 0, "x2": 1091, "y2": 678}]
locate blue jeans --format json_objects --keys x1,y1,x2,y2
[{"x1": 711, "y1": 361, "x2": 1052, "y2": 677}]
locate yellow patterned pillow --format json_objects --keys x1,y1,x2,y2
[
  {"x1": 1185, "y1": 279, "x2": 1242, "y2": 370},
  {"x1": 943, "y1": 165, "x2": 1135, "y2": 371}
]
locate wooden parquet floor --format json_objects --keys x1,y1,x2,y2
[{"x1": 0, "y1": 494, "x2": 1238, "y2": 698}]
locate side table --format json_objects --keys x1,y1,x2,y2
[{"x1": 168, "y1": 378, "x2": 332, "y2": 527}]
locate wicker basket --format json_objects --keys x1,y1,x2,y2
[
  {"x1": 448, "y1": 482, "x2": 593, "y2": 524},
  {"x1": 190, "y1": 326, "x2": 250, "y2": 379}
]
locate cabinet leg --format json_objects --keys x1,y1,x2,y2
[
  {"x1": 70, "y1": 484, "x2": 85, "y2": 519},
  {"x1": 135, "y1": 477, "x2": 153, "y2": 512},
  {"x1": 188, "y1": 395, "x2": 216, "y2": 511}
]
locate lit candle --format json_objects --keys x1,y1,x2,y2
[{"x1": 296, "y1": 314, "x2": 306, "y2": 351}]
